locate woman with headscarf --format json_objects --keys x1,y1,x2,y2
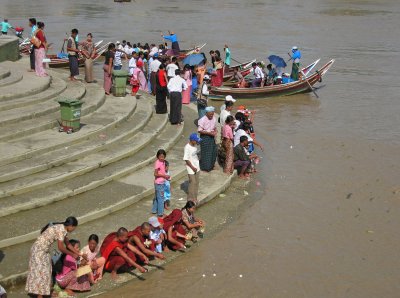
[
  {"x1": 163, "y1": 209, "x2": 187, "y2": 250},
  {"x1": 182, "y1": 64, "x2": 192, "y2": 104}
]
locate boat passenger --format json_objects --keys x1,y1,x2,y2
[
  {"x1": 161, "y1": 31, "x2": 180, "y2": 55},
  {"x1": 251, "y1": 62, "x2": 264, "y2": 87},
  {"x1": 290, "y1": 46, "x2": 301, "y2": 81},
  {"x1": 233, "y1": 67, "x2": 246, "y2": 88}
]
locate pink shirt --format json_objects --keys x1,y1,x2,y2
[
  {"x1": 56, "y1": 255, "x2": 77, "y2": 281},
  {"x1": 154, "y1": 159, "x2": 166, "y2": 184},
  {"x1": 222, "y1": 124, "x2": 234, "y2": 139},
  {"x1": 198, "y1": 115, "x2": 217, "y2": 133}
]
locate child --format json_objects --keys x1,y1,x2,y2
[
  {"x1": 164, "y1": 160, "x2": 171, "y2": 209},
  {"x1": 148, "y1": 216, "x2": 167, "y2": 253},
  {"x1": 80, "y1": 234, "x2": 105, "y2": 283},
  {"x1": 56, "y1": 239, "x2": 91, "y2": 296},
  {"x1": 130, "y1": 70, "x2": 140, "y2": 96},
  {"x1": 152, "y1": 149, "x2": 169, "y2": 217}
]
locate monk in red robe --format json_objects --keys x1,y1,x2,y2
[
  {"x1": 100, "y1": 227, "x2": 147, "y2": 280},
  {"x1": 129, "y1": 222, "x2": 165, "y2": 260},
  {"x1": 163, "y1": 209, "x2": 187, "y2": 250}
]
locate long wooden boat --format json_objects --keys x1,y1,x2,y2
[
  {"x1": 223, "y1": 59, "x2": 321, "y2": 87},
  {"x1": 210, "y1": 59, "x2": 334, "y2": 99}
]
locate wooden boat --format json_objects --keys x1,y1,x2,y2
[
  {"x1": 209, "y1": 59, "x2": 334, "y2": 99},
  {"x1": 223, "y1": 59, "x2": 320, "y2": 86},
  {"x1": 228, "y1": 59, "x2": 256, "y2": 71},
  {"x1": 47, "y1": 55, "x2": 85, "y2": 68}
]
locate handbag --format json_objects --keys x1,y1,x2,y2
[{"x1": 30, "y1": 36, "x2": 41, "y2": 48}]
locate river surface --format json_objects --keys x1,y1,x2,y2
[{"x1": 3, "y1": 0, "x2": 400, "y2": 297}]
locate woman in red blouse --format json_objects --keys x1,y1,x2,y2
[
  {"x1": 155, "y1": 64, "x2": 168, "y2": 114},
  {"x1": 34, "y1": 22, "x2": 48, "y2": 77}
]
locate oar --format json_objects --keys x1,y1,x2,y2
[
  {"x1": 231, "y1": 57, "x2": 244, "y2": 65},
  {"x1": 287, "y1": 53, "x2": 319, "y2": 98}
]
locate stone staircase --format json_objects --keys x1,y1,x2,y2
[{"x1": 0, "y1": 58, "x2": 234, "y2": 290}]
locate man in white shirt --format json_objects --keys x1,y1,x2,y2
[
  {"x1": 220, "y1": 100, "x2": 234, "y2": 126},
  {"x1": 183, "y1": 133, "x2": 202, "y2": 202},
  {"x1": 128, "y1": 52, "x2": 137, "y2": 75},
  {"x1": 167, "y1": 69, "x2": 188, "y2": 124},
  {"x1": 251, "y1": 62, "x2": 264, "y2": 87},
  {"x1": 220, "y1": 94, "x2": 236, "y2": 112},
  {"x1": 149, "y1": 44, "x2": 158, "y2": 57},
  {"x1": 114, "y1": 49, "x2": 127, "y2": 70},
  {"x1": 166, "y1": 57, "x2": 179, "y2": 80},
  {"x1": 149, "y1": 54, "x2": 161, "y2": 95}
]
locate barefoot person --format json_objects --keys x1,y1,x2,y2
[
  {"x1": 100, "y1": 227, "x2": 147, "y2": 280},
  {"x1": 163, "y1": 209, "x2": 187, "y2": 250},
  {"x1": 128, "y1": 222, "x2": 165, "y2": 260},
  {"x1": 181, "y1": 201, "x2": 205, "y2": 241},
  {"x1": 103, "y1": 43, "x2": 115, "y2": 95},
  {"x1": 184, "y1": 133, "x2": 201, "y2": 202},
  {"x1": 233, "y1": 135, "x2": 257, "y2": 179},
  {"x1": 25, "y1": 217, "x2": 82, "y2": 298},
  {"x1": 67, "y1": 29, "x2": 81, "y2": 81},
  {"x1": 198, "y1": 106, "x2": 218, "y2": 172},
  {"x1": 81, "y1": 33, "x2": 96, "y2": 83},
  {"x1": 80, "y1": 234, "x2": 105, "y2": 282},
  {"x1": 56, "y1": 239, "x2": 91, "y2": 296}
]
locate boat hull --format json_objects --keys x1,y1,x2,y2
[{"x1": 210, "y1": 59, "x2": 334, "y2": 99}]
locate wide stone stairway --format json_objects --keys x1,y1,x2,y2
[{"x1": 0, "y1": 59, "x2": 233, "y2": 290}]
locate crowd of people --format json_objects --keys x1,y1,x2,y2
[
  {"x1": 25, "y1": 206, "x2": 205, "y2": 297},
  {"x1": 0, "y1": 21, "x2": 269, "y2": 296}
]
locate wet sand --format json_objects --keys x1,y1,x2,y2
[{"x1": 2, "y1": 0, "x2": 400, "y2": 296}]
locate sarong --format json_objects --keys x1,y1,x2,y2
[
  {"x1": 156, "y1": 86, "x2": 168, "y2": 114},
  {"x1": 103, "y1": 64, "x2": 112, "y2": 93},
  {"x1": 69, "y1": 55, "x2": 79, "y2": 77},
  {"x1": 84, "y1": 58, "x2": 93, "y2": 82},
  {"x1": 171, "y1": 41, "x2": 180, "y2": 56},
  {"x1": 57, "y1": 271, "x2": 90, "y2": 292},
  {"x1": 150, "y1": 72, "x2": 157, "y2": 95},
  {"x1": 34, "y1": 47, "x2": 47, "y2": 77},
  {"x1": 30, "y1": 47, "x2": 35, "y2": 70},
  {"x1": 199, "y1": 135, "x2": 217, "y2": 171},
  {"x1": 169, "y1": 91, "x2": 182, "y2": 124},
  {"x1": 222, "y1": 138, "x2": 234, "y2": 174},
  {"x1": 291, "y1": 62, "x2": 300, "y2": 81},
  {"x1": 182, "y1": 85, "x2": 191, "y2": 104}
]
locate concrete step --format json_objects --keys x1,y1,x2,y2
[
  {"x1": 0, "y1": 69, "x2": 23, "y2": 87},
  {"x1": 0, "y1": 97, "x2": 147, "y2": 193},
  {"x1": 0, "y1": 104, "x2": 184, "y2": 217},
  {"x1": 0, "y1": 75, "x2": 67, "y2": 112},
  {"x1": 0, "y1": 155, "x2": 233, "y2": 290},
  {"x1": 0, "y1": 88, "x2": 136, "y2": 168},
  {"x1": 0, "y1": 79, "x2": 85, "y2": 127},
  {"x1": 0, "y1": 105, "x2": 197, "y2": 248},
  {"x1": 0, "y1": 82, "x2": 105, "y2": 142},
  {"x1": 0, "y1": 71, "x2": 51, "y2": 101},
  {"x1": 0, "y1": 66, "x2": 11, "y2": 79}
]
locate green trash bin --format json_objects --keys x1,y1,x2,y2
[
  {"x1": 57, "y1": 98, "x2": 83, "y2": 134},
  {"x1": 112, "y1": 69, "x2": 129, "y2": 97}
]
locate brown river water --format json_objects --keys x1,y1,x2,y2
[{"x1": 3, "y1": 0, "x2": 400, "y2": 297}]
